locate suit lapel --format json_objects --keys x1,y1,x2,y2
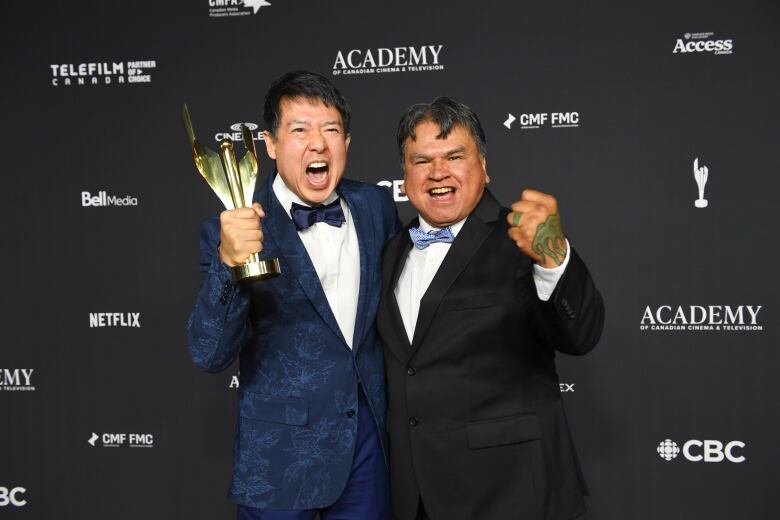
[
  {"x1": 338, "y1": 181, "x2": 372, "y2": 352},
  {"x1": 410, "y1": 190, "x2": 501, "y2": 353},
  {"x1": 384, "y1": 224, "x2": 415, "y2": 361},
  {"x1": 255, "y1": 173, "x2": 347, "y2": 347}
]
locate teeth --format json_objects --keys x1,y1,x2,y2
[
  {"x1": 309, "y1": 161, "x2": 327, "y2": 168},
  {"x1": 430, "y1": 187, "x2": 454, "y2": 194}
]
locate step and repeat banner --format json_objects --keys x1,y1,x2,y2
[{"x1": 1, "y1": 1, "x2": 778, "y2": 518}]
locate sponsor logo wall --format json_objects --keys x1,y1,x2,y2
[{"x1": 2, "y1": 1, "x2": 776, "y2": 519}]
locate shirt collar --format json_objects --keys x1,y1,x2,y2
[
  {"x1": 417, "y1": 215, "x2": 467, "y2": 238},
  {"x1": 272, "y1": 172, "x2": 339, "y2": 220}
]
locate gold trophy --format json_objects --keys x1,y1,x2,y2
[{"x1": 183, "y1": 103, "x2": 281, "y2": 284}]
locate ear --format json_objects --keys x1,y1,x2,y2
[
  {"x1": 263, "y1": 130, "x2": 276, "y2": 160},
  {"x1": 345, "y1": 134, "x2": 351, "y2": 151},
  {"x1": 481, "y1": 156, "x2": 490, "y2": 184},
  {"x1": 399, "y1": 181, "x2": 405, "y2": 194}
]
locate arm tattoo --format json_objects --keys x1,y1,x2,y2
[{"x1": 532, "y1": 214, "x2": 567, "y2": 266}]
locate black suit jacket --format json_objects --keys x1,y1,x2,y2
[{"x1": 377, "y1": 190, "x2": 605, "y2": 520}]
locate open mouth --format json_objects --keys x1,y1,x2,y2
[
  {"x1": 306, "y1": 161, "x2": 329, "y2": 188},
  {"x1": 428, "y1": 186, "x2": 456, "y2": 199}
]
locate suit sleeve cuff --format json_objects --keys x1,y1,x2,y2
[{"x1": 532, "y1": 239, "x2": 571, "y2": 301}]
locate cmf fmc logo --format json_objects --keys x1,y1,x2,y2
[{"x1": 657, "y1": 439, "x2": 745, "y2": 463}]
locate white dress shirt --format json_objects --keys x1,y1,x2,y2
[
  {"x1": 394, "y1": 215, "x2": 570, "y2": 343},
  {"x1": 273, "y1": 175, "x2": 360, "y2": 348}
]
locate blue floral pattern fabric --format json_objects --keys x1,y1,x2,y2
[{"x1": 187, "y1": 173, "x2": 401, "y2": 510}]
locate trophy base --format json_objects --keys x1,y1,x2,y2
[
  {"x1": 695, "y1": 199, "x2": 708, "y2": 208},
  {"x1": 232, "y1": 258, "x2": 281, "y2": 284}
]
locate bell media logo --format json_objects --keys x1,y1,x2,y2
[
  {"x1": 215, "y1": 122, "x2": 265, "y2": 143},
  {"x1": 81, "y1": 191, "x2": 139, "y2": 207},
  {"x1": 640, "y1": 305, "x2": 763, "y2": 332},
  {"x1": 332, "y1": 45, "x2": 444, "y2": 76},
  {"x1": 503, "y1": 111, "x2": 580, "y2": 130},
  {"x1": 88, "y1": 432, "x2": 155, "y2": 448},
  {"x1": 657, "y1": 438, "x2": 746, "y2": 463},
  {"x1": 0, "y1": 369, "x2": 35, "y2": 392},
  {"x1": 50, "y1": 60, "x2": 156, "y2": 86},
  {"x1": 209, "y1": 0, "x2": 270, "y2": 18},
  {"x1": 673, "y1": 32, "x2": 733, "y2": 55}
]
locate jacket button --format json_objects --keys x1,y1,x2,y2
[
  {"x1": 346, "y1": 409, "x2": 355, "y2": 418},
  {"x1": 409, "y1": 417, "x2": 418, "y2": 427},
  {"x1": 407, "y1": 367, "x2": 416, "y2": 376}
]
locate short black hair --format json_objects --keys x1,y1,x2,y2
[
  {"x1": 263, "y1": 70, "x2": 351, "y2": 137},
  {"x1": 396, "y1": 96, "x2": 487, "y2": 160}
]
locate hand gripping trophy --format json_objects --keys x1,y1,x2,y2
[
  {"x1": 693, "y1": 157, "x2": 709, "y2": 208},
  {"x1": 183, "y1": 104, "x2": 281, "y2": 283}
]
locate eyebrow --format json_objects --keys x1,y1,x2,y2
[
  {"x1": 286, "y1": 120, "x2": 342, "y2": 127},
  {"x1": 409, "y1": 146, "x2": 466, "y2": 161}
]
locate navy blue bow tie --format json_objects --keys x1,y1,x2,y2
[
  {"x1": 290, "y1": 199, "x2": 346, "y2": 231},
  {"x1": 409, "y1": 225, "x2": 455, "y2": 249}
]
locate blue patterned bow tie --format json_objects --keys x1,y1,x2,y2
[
  {"x1": 409, "y1": 226, "x2": 455, "y2": 249},
  {"x1": 290, "y1": 199, "x2": 346, "y2": 231}
]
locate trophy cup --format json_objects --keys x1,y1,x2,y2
[
  {"x1": 183, "y1": 103, "x2": 281, "y2": 283},
  {"x1": 693, "y1": 157, "x2": 709, "y2": 208}
]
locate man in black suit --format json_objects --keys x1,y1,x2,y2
[{"x1": 376, "y1": 97, "x2": 604, "y2": 520}]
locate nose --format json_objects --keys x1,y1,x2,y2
[
  {"x1": 308, "y1": 131, "x2": 326, "y2": 153},
  {"x1": 430, "y1": 158, "x2": 450, "y2": 180}
]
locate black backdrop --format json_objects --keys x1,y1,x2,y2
[{"x1": 1, "y1": 1, "x2": 778, "y2": 518}]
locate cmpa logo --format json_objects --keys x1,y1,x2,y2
[
  {"x1": 657, "y1": 439, "x2": 746, "y2": 463},
  {"x1": 215, "y1": 122, "x2": 265, "y2": 143},
  {"x1": 503, "y1": 112, "x2": 580, "y2": 130},
  {"x1": 81, "y1": 191, "x2": 138, "y2": 207},
  {"x1": 333, "y1": 45, "x2": 444, "y2": 76},
  {"x1": 673, "y1": 31, "x2": 733, "y2": 55},
  {"x1": 209, "y1": 0, "x2": 270, "y2": 18},
  {"x1": 0, "y1": 487, "x2": 27, "y2": 507},
  {"x1": 88, "y1": 432, "x2": 155, "y2": 448},
  {"x1": 377, "y1": 180, "x2": 408, "y2": 202},
  {"x1": 50, "y1": 60, "x2": 156, "y2": 86},
  {"x1": 89, "y1": 312, "x2": 141, "y2": 328},
  {"x1": 640, "y1": 305, "x2": 763, "y2": 331},
  {"x1": 0, "y1": 369, "x2": 35, "y2": 392}
]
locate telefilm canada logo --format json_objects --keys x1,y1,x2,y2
[
  {"x1": 50, "y1": 60, "x2": 156, "y2": 86},
  {"x1": 673, "y1": 32, "x2": 733, "y2": 55},
  {"x1": 81, "y1": 191, "x2": 139, "y2": 207},
  {"x1": 657, "y1": 439, "x2": 746, "y2": 463},
  {"x1": 332, "y1": 45, "x2": 444, "y2": 76},
  {"x1": 0, "y1": 369, "x2": 35, "y2": 392},
  {"x1": 88, "y1": 432, "x2": 155, "y2": 448},
  {"x1": 215, "y1": 122, "x2": 265, "y2": 143},
  {"x1": 209, "y1": 0, "x2": 270, "y2": 18},
  {"x1": 89, "y1": 312, "x2": 141, "y2": 328},
  {"x1": 503, "y1": 111, "x2": 580, "y2": 130},
  {"x1": 640, "y1": 305, "x2": 763, "y2": 332}
]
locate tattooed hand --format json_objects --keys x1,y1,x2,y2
[{"x1": 506, "y1": 189, "x2": 568, "y2": 268}]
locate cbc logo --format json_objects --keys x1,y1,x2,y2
[
  {"x1": 0, "y1": 486, "x2": 27, "y2": 507},
  {"x1": 377, "y1": 180, "x2": 408, "y2": 202},
  {"x1": 657, "y1": 439, "x2": 746, "y2": 463}
]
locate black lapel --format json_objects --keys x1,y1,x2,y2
[
  {"x1": 410, "y1": 190, "x2": 501, "y2": 353},
  {"x1": 384, "y1": 221, "x2": 415, "y2": 361}
]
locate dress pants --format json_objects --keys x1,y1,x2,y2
[{"x1": 237, "y1": 391, "x2": 389, "y2": 520}]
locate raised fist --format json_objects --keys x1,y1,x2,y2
[{"x1": 506, "y1": 189, "x2": 567, "y2": 268}]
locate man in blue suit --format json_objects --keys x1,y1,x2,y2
[{"x1": 187, "y1": 71, "x2": 400, "y2": 519}]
